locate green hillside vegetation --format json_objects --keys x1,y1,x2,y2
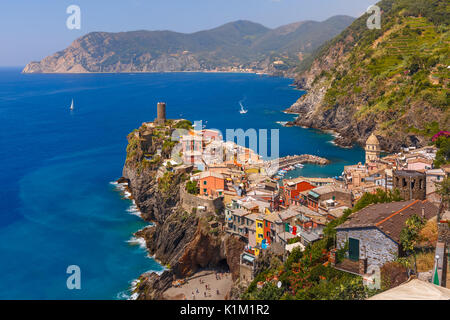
[
  {"x1": 295, "y1": 0, "x2": 449, "y2": 147},
  {"x1": 243, "y1": 189, "x2": 402, "y2": 300}
]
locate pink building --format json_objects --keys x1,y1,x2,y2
[{"x1": 407, "y1": 158, "x2": 433, "y2": 171}]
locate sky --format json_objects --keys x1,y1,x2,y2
[{"x1": 0, "y1": 0, "x2": 377, "y2": 66}]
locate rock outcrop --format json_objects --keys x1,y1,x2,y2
[{"x1": 121, "y1": 121, "x2": 245, "y2": 300}]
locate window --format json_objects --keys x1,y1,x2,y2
[
  {"x1": 203, "y1": 188, "x2": 207, "y2": 193},
  {"x1": 257, "y1": 223, "x2": 263, "y2": 228},
  {"x1": 203, "y1": 181, "x2": 207, "y2": 185},
  {"x1": 258, "y1": 234, "x2": 263, "y2": 239}
]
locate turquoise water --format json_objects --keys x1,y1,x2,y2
[{"x1": 0, "y1": 68, "x2": 363, "y2": 299}]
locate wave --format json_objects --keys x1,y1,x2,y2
[
  {"x1": 276, "y1": 121, "x2": 288, "y2": 126},
  {"x1": 126, "y1": 200, "x2": 142, "y2": 217},
  {"x1": 239, "y1": 96, "x2": 248, "y2": 113},
  {"x1": 127, "y1": 236, "x2": 147, "y2": 250},
  {"x1": 110, "y1": 180, "x2": 133, "y2": 200}
]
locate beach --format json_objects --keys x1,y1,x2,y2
[{"x1": 163, "y1": 270, "x2": 234, "y2": 300}]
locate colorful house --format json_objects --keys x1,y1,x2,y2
[
  {"x1": 283, "y1": 179, "x2": 316, "y2": 206},
  {"x1": 198, "y1": 171, "x2": 225, "y2": 197},
  {"x1": 254, "y1": 217, "x2": 265, "y2": 256}
]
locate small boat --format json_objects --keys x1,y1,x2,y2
[
  {"x1": 239, "y1": 101, "x2": 248, "y2": 114},
  {"x1": 70, "y1": 99, "x2": 74, "y2": 110},
  {"x1": 295, "y1": 163, "x2": 304, "y2": 168}
]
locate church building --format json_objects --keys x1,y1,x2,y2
[{"x1": 365, "y1": 133, "x2": 380, "y2": 164}]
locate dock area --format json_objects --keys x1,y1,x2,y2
[{"x1": 264, "y1": 154, "x2": 330, "y2": 176}]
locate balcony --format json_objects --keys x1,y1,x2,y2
[{"x1": 334, "y1": 258, "x2": 361, "y2": 275}]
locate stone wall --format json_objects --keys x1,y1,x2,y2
[
  {"x1": 438, "y1": 222, "x2": 450, "y2": 246},
  {"x1": 393, "y1": 171, "x2": 426, "y2": 200},
  {"x1": 239, "y1": 264, "x2": 253, "y2": 284},
  {"x1": 336, "y1": 227, "x2": 399, "y2": 268},
  {"x1": 180, "y1": 185, "x2": 224, "y2": 213}
]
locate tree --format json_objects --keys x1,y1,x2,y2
[
  {"x1": 399, "y1": 214, "x2": 426, "y2": 275},
  {"x1": 436, "y1": 176, "x2": 450, "y2": 208},
  {"x1": 433, "y1": 136, "x2": 450, "y2": 168},
  {"x1": 252, "y1": 282, "x2": 284, "y2": 300},
  {"x1": 185, "y1": 180, "x2": 199, "y2": 195}
]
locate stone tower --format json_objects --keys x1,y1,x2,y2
[
  {"x1": 365, "y1": 133, "x2": 380, "y2": 163},
  {"x1": 155, "y1": 102, "x2": 166, "y2": 125},
  {"x1": 393, "y1": 170, "x2": 426, "y2": 200}
]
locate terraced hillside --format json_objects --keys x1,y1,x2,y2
[{"x1": 287, "y1": 0, "x2": 449, "y2": 152}]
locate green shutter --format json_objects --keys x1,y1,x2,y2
[
  {"x1": 349, "y1": 238, "x2": 360, "y2": 261},
  {"x1": 285, "y1": 223, "x2": 289, "y2": 232}
]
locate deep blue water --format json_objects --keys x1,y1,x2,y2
[{"x1": 0, "y1": 67, "x2": 364, "y2": 299}]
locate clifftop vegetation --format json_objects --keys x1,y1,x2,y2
[{"x1": 290, "y1": 0, "x2": 449, "y2": 152}]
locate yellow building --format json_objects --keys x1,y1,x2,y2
[
  {"x1": 254, "y1": 217, "x2": 264, "y2": 256},
  {"x1": 365, "y1": 133, "x2": 380, "y2": 163}
]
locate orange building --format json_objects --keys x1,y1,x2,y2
[
  {"x1": 283, "y1": 180, "x2": 316, "y2": 206},
  {"x1": 198, "y1": 171, "x2": 225, "y2": 197},
  {"x1": 263, "y1": 219, "x2": 272, "y2": 245}
]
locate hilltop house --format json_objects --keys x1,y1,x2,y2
[
  {"x1": 198, "y1": 171, "x2": 225, "y2": 197},
  {"x1": 335, "y1": 200, "x2": 439, "y2": 274}
]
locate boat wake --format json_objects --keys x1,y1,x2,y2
[{"x1": 239, "y1": 98, "x2": 248, "y2": 114}]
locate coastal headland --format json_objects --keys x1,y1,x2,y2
[{"x1": 118, "y1": 113, "x2": 332, "y2": 300}]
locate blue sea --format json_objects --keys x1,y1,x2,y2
[{"x1": 0, "y1": 67, "x2": 364, "y2": 299}]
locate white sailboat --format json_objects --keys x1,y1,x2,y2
[
  {"x1": 70, "y1": 99, "x2": 74, "y2": 111},
  {"x1": 239, "y1": 101, "x2": 248, "y2": 114}
]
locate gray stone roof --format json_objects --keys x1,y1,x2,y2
[{"x1": 336, "y1": 200, "x2": 439, "y2": 243}]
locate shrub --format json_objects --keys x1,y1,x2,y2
[
  {"x1": 185, "y1": 180, "x2": 199, "y2": 195},
  {"x1": 380, "y1": 261, "x2": 408, "y2": 290}
]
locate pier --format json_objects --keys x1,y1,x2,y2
[{"x1": 264, "y1": 154, "x2": 330, "y2": 177}]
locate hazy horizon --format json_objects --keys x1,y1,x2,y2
[{"x1": 0, "y1": 0, "x2": 377, "y2": 66}]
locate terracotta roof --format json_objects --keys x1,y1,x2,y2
[
  {"x1": 407, "y1": 158, "x2": 433, "y2": 165},
  {"x1": 336, "y1": 200, "x2": 438, "y2": 243},
  {"x1": 309, "y1": 185, "x2": 350, "y2": 196},
  {"x1": 198, "y1": 171, "x2": 225, "y2": 180},
  {"x1": 394, "y1": 170, "x2": 425, "y2": 177},
  {"x1": 230, "y1": 208, "x2": 249, "y2": 217},
  {"x1": 279, "y1": 207, "x2": 301, "y2": 221}
]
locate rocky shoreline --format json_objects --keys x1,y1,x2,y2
[{"x1": 118, "y1": 123, "x2": 246, "y2": 300}]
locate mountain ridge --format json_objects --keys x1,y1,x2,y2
[{"x1": 22, "y1": 16, "x2": 355, "y2": 75}]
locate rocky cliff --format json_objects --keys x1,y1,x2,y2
[
  {"x1": 286, "y1": 0, "x2": 449, "y2": 152},
  {"x1": 121, "y1": 121, "x2": 245, "y2": 300}
]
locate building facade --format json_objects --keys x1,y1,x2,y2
[{"x1": 365, "y1": 133, "x2": 381, "y2": 163}]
